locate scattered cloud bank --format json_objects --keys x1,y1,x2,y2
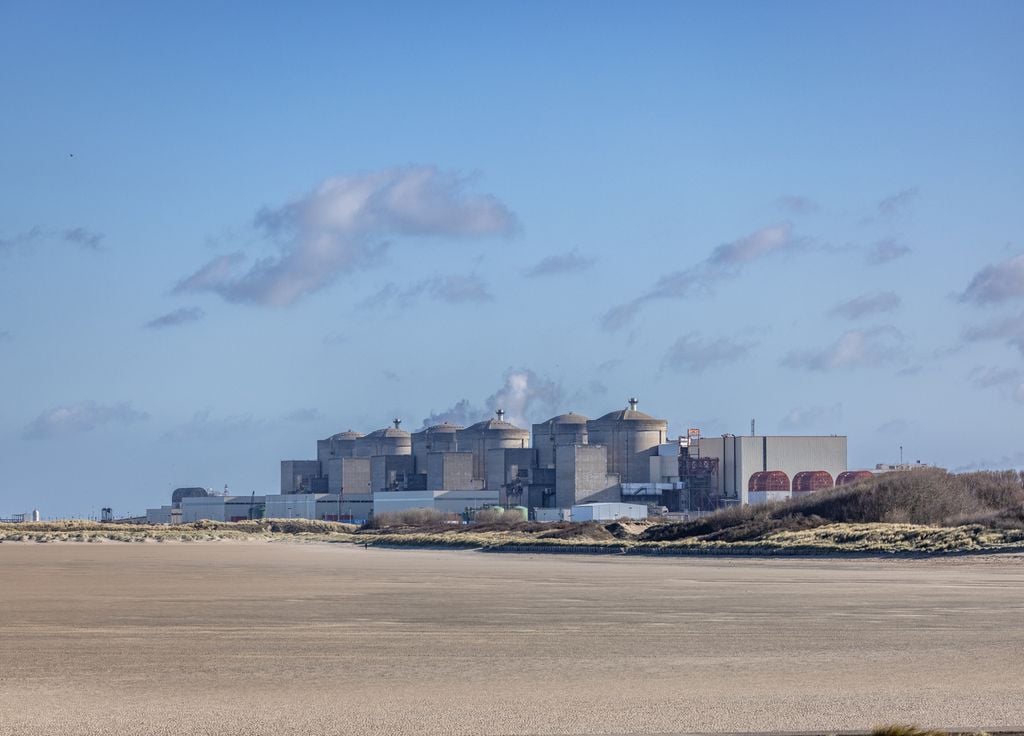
[
  {"x1": 283, "y1": 408, "x2": 324, "y2": 423},
  {"x1": 969, "y1": 366, "x2": 1022, "y2": 390},
  {"x1": 782, "y1": 326, "x2": 905, "y2": 371},
  {"x1": 62, "y1": 227, "x2": 104, "y2": 250},
  {"x1": 360, "y1": 273, "x2": 493, "y2": 310},
  {"x1": 829, "y1": 291, "x2": 901, "y2": 320},
  {"x1": 143, "y1": 306, "x2": 205, "y2": 330},
  {"x1": 968, "y1": 366, "x2": 1024, "y2": 404},
  {"x1": 162, "y1": 409, "x2": 258, "y2": 441},
  {"x1": 778, "y1": 403, "x2": 843, "y2": 432},
  {"x1": 955, "y1": 450, "x2": 1024, "y2": 472},
  {"x1": 661, "y1": 332, "x2": 757, "y2": 373},
  {"x1": 877, "y1": 187, "x2": 918, "y2": 217},
  {"x1": 876, "y1": 418, "x2": 909, "y2": 435},
  {"x1": 865, "y1": 238, "x2": 911, "y2": 265},
  {"x1": 420, "y1": 368, "x2": 563, "y2": 429},
  {"x1": 523, "y1": 249, "x2": 596, "y2": 278},
  {"x1": 0, "y1": 226, "x2": 105, "y2": 253},
  {"x1": 24, "y1": 401, "x2": 148, "y2": 439},
  {"x1": 323, "y1": 334, "x2": 347, "y2": 349},
  {"x1": 958, "y1": 254, "x2": 1024, "y2": 305},
  {"x1": 602, "y1": 223, "x2": 800, "y2": 330},
  {"x1": 962, "y1": 310, "x2": 1024, "y2": 356},
  {"x1": 176, "y1": 166, "x2": 517, "y2": 306},
  {"x1": 776, "y1": 195, "x2": 819, "y2": 215}
]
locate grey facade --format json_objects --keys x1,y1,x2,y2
[
  {"x1": 371, "y1": 454, "x2": 416, "y2": 492},
  {"x1": 426, "y1": 452, "x2": 477, "y2": 491},
  {"x1": 412, "y1": 423, "x2": 462, "y2": 469},
  {"x1": 325, "y1": 456, "x2": 372, "y2": 497},
  {"x1": 555, "y1": 445, "x2": 620, "y2": 508},
  {"x1": 317, "y1": 430, "x2": 361, "y2": 468},
  {"x1": 695, "y1": 435, "x2": 848, "y2": 505},
  {"x1": 532, "y1": 413, "x2": 589, "y2": 468},
  {"x1": 486, "y1": 447, "x2": 538, "y2": 504},
  {"x1": 280, "y1": 460, "x2": 322, "y2": 494}
]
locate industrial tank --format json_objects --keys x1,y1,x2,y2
[
  {"x1": 792, "y1": 470, "x2": 834, "y2": 494},
  {"x1": 748, "y1": 470, "x2": 790, "y2": 492},
  {"x1": 456, "y1": 410, "x2": 530, "y2": 480},
  {"x1": 317, "y1": 430, "x2": 362, "y2": 468},
  {"x1": 836, "y1": 470, "x2": 875, "y2": 486},
  {"x1": 355, "y1": 420, "x2": 412, "y2": 457},
  {"x1": 411, "y1": 422, "x2": 463, "y2": 470},
  {"x1": 585, "y1": 399, "x2": 668, "y2": 484},
  {"x1": 531, "y1": 412, "x2": 589, "y2": 468}
]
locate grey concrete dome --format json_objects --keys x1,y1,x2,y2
[{"x1": 537, "y1": 411, "x2": 589, "y2": 426}]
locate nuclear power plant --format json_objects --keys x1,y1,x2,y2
[{"x1": 147, "y1": 398, "x2": 853, "y2": 525}]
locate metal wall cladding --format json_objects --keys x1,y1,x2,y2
[
  {"x1": 792, "y1": 470, "x2": 834, "y2": 493},
  {"x1": 837, "y1": 470, "x2": 875, "y2": 486},
  {"x1": 748, "y1": 470, "x2": 791, "y2": 492}
]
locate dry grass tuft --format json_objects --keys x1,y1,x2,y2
[{"x1": 872, "y1": 726, "x2": 956, "y2": 736}]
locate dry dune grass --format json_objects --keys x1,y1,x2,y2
[{"x1": 4, "y1": 469, "x2": 1023, "y2": 555}]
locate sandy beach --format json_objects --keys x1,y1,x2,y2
[{"x1": 0, "y1": 541, "x2": 1021, "y2": 735}]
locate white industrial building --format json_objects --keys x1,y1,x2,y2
[{"x1": 571, "y1": 503, "x2": 648, "y2": 522}]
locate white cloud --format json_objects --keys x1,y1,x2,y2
[
  {"x1": 962, "y1": 310, "x2": 1024, "y2": 355},
  {"x1": 969, "y1": 366, "x2": 1024, "y2": 403},
  {"x1": 162, "y1": 410, "x2": 259, "y2": 441},
  {"x1": 778, "y1": 403, "x2": 843, "y2": 432},
  {"x1": 143, "y1": 306, "x2": 205, "y2": 330},
  {"x1": 523, "y1": 249, "x2": 596, "y2": 278},
  {"x1": 601, "y1": 223, "x2": 799, "y2": 331},
  {"x1": 775, "y1": 195, "x2": 819, "y2": 215},
  {"x1": 865, "y1": 238, "x2": 911, "y2": 265},
  {"x1": 782, "y1": 326, "x2": 905, "y2": 371},
  {"x1": 360, "y1": 273, "x2": 493, "y2": 310},
  {"x1": 1, "y1": 225, "x2": 104, "y2": 253},
  {"x1": 959, "y1": 254, "x2": 1024, "y2": 305},
  {"x1": 662, "y1": 333, "x2": 757, "y2": 373},
  {"x1": 175, "y1": 166, "x2": 517, "y2": 306},
  {"x1": 877, "y1": 187, "x2": 918, "y2": 217},
  {"x1": 24, "y1": 401, "x2": 148, "y2": 439},
  {"x1": 829, "y1": 291, "x2": 901, "y2": 320}
]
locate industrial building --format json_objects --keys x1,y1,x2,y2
[{"x1": 147, "y1": 397, "x2": 854, "y2": 524}]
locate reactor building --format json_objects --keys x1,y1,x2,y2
[{"x1": 148, "y1": 397, "x2": 852, "y2": 524}]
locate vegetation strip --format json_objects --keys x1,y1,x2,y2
[{"x1": 4, "y1": 469, "x2": 1022, "y2": 555}]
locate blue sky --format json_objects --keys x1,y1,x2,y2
[{"x1": 2, "y1": 1, "x2": 1022, "y2": 518}]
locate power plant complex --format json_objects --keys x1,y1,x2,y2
[{"x1": 146, "y1": 399, "x2": 855, "y2": 525}]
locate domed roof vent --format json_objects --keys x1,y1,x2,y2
[
  {"x1": 538, "y1": 412, "x2": 589, "y2": 426},
  {"x1": 793, "y1": 471, "x2": 834, "y2": 493},
  {"x1": 464, "y1": 410, "x2": 527, "y2": 433},
  {"x1": 593, "y1": 398, "x2": 662, "y2": 423},
  {"x1": 748, "y1": 471, "x2": 790, "y2": 492},
  {"x1": 423, "y1": 422, "x2": 463, "y2": 433},
  {"x1": 365, "y1": 419, "x2": 411, "y2": 439}
]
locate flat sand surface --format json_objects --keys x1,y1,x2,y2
[{"x1": 0, "y1": 543, "x2": 1022, "y2": 735}]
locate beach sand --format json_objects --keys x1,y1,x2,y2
[{"x1": 0, "y1": 542, "x2": 1021, "y2": 735}]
